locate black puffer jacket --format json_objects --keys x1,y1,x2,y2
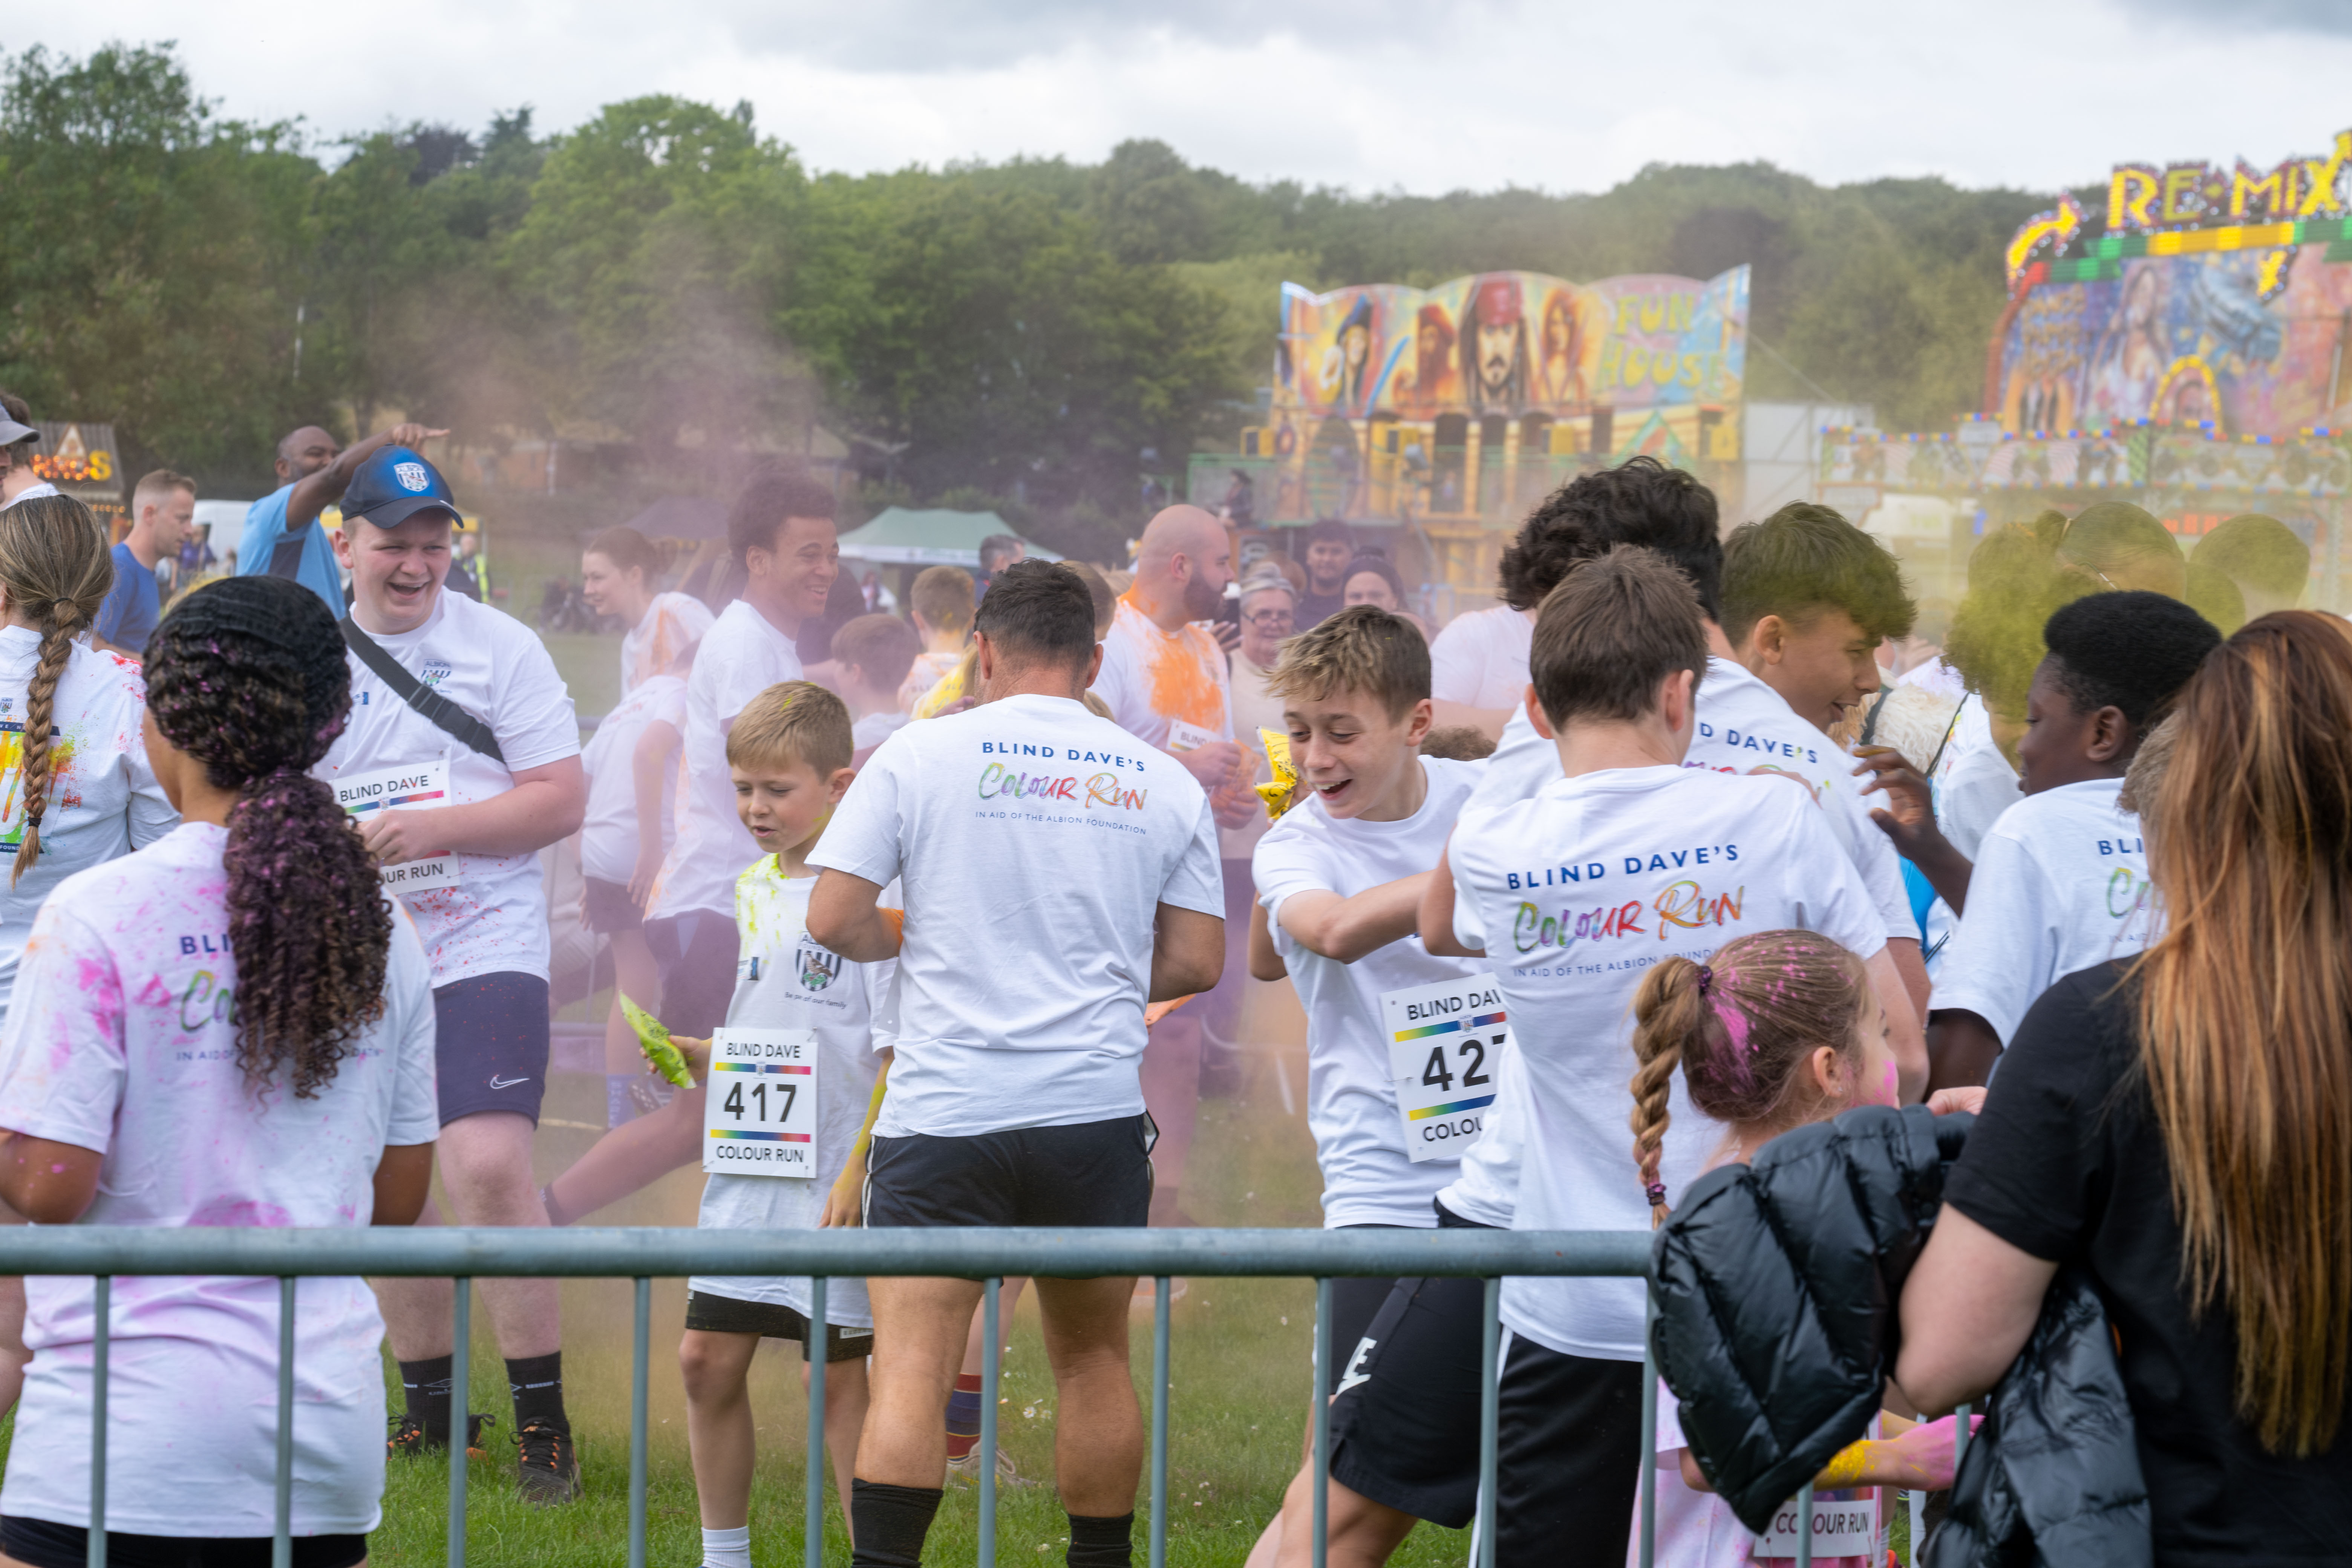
[{"x1": 1648, "y1": 1103, "x2": 2148, "y2": 1567}]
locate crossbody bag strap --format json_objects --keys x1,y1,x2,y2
[{"x1": 338, "y1": 615, "x2": 506, "y2": 764}]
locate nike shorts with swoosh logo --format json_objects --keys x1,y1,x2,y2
[{"x1": 432, "y1": 972, "x2": 553, "y2": 1126}]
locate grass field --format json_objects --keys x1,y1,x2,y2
[{"x1": 354, "y1": 1000, "x2": 1493, "y2": 1568}]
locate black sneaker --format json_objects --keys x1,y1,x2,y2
[
  {"x1": 387, "y1": 1412, "x2": 496, "y2": 1460},
  {"x1": 513, "y1": 1418, "x2": 582, "y2": 1505}
]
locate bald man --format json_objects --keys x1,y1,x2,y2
[
  {"x1": 1090, "y1": 506, "x2": 1255, "y2": 1227},
  {"x1": 239, "y1": 421, "x2": 447, "y2": 613}
]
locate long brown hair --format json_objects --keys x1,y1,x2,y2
[
  {"x1": 2133, "y1": 610, "x2": 2352, "y2": 1455},
  {"x1": 0, "y1": 495, "x2": 114, "y2": 886},
  {"x1": 1628, "y1": 931, "x2": 1869, "y2": 1225}
]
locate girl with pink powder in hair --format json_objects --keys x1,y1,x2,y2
[{"x1": 1625, "y1": 931, "x2": 1966, "y2": 1568}]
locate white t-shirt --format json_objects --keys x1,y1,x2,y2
[
  {"x1": 317, "y1": 591, "x2": 580, "y2": 985},
  {"x1": 0, "y1": 482, "x2": 60, "y2": 511},
  {"x1": 898, "y1": 649, "x2": 962, "y2": 715},
  {"x1": 1090, "y1": 594, "x2": 1233, "y2": 752},
  {"x1": 1254, "y1": 757, "x2": 1488, "y2": 1228},
  {"x1": 691, "y1": 858, "x2": 895, "y2": 1326},
  {"x1": 0, "y1": 628, "x2": 176, "y2": 1018},
  {"x1": 650, "y1": 600, "x2": 805, "y2": 922},
  {"x1": 1931, "y1": 776, "x2": 2153, "y2": 1046},
  {"x1": 1470, "y1": 663, "x2": 1917, "y2": 945},
  {"x1": 1450, "y1": 767, "x2": 1884, "y2": 1360},
  {"x1": 853, "y1": 709, "x2": 910, "y2": 752},
  {"x1": 810, "y1": 694, "x2": 1223, "y2": 1138},
  {"x1": 1429, "y1": 604, "x2": 1534, "y2": 710},
  {"x1": 1432, "y1": 1036, "x2": 1526, "y2": 1227},
  {"x1": 1627, "y1": 1380, "x2": 1879, "y2": 1568},
  {"x1": 1220, "y1": 648, "x2": 1286, "y2": 861},
  {"x1": 621, "y1": 590, "x2": 715, "y2": 693},
  {"x1": 580, "y1": 675, "x2": 686, "y2": 887},
  {"x1": 1936, "y1": 719, "x2": 2020, "y2": 862},
  {"x1": 0, "y1": 822, "x2": 438, "y2": 1535}
]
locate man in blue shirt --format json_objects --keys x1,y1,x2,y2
[
  {"x1": 238, "y1": 420, "x2": 445, "y2": 614},
  {"x1": 93, "y1": 469, "x2": 195, "y2": 658}
]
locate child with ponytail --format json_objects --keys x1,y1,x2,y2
[
  {"x1": 0, "y1": 575, "x2": 438, "y2": 1566},
  {"x1": 1625, "y1": 930, "x2": 1967, "y2": 1568},
  {"x1": 0, "y1": 492, "x2": 178, "y2": 1418}
]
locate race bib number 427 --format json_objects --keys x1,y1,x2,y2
[
  {"x1": 703, "y1": 1027, "x2": 819, "y2": 1177},
  {"x1": 1378, "y1": 974, "x2": 1509, "y2": 1164}
]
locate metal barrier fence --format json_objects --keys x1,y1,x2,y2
[{"x1": 0, "y1": 1227, "x2": 1946, "y2": 1568}]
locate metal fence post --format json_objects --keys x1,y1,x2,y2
[
  {"x1": 87, "y1": 1274, "x2": 108, "y2": 1568},
  {"x1": 448, "y1": 1277, "x2": 471, "y2": 1568},
  {"x1": 1476, "y1": 1276, "x2": 1499, "y2": 1568},
  {"x1": 275, "y1": 1276, "x2": 296, "y2": 1568},
  {"x1": 1149, "y1": 1277, "x2": 1170, "y2": 1568},
  {"x1": 1311, "y1": 1277, "x2": 1332, "y2": 1568},
  {"x1": 631, "y1": 1276, "x2": 651, "y2": 1568},
  {"x1": 805, "y1": 1276, "x2": 828, "y2": 1568},
  {"x1": 1638, "y1": 1285, "x2": 1658, "y2": 1568},
  {"x1": 979, "y1": 1276, "x2": 1001, "y2": 1568},
  {"x1": 1909, "y1": 1489, "x2": 1923, "y2": 1565}
]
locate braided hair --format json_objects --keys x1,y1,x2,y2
[
  {"x1": 0, "y1": 495, "x2": 116, "y2": 887},
  {"x1": 1626, "y1": 931, "x2": 1870, "y2": 1225},
  {"x1": 144, "y1": 577, "x2": 392, "y2": 1098}
]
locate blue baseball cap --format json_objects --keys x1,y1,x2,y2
[{"x1": 343, "y1": 446, "x2": 459, "y2": 529}]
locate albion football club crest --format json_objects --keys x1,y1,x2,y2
[
  {"x1": 796, "y1": 940, "x2": 842, "y2": 992},
  {"x1": 395, "y1": 462, "x2": 431, "y2": 492}
]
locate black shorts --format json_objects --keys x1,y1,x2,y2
[
  {"x1": 643, "y1": 910, "x2": 740, "y2": 1039},
  {"x1": 865, "y1": 1113, "x2": 1155, "y2": 1234},
  {"x1": 433, "y1": 971, "x2": 551, "y2": 1126},
  {"x1": 582, "y1": 876, "x2": 642, "y2": 936},
  {"x1": 1327, "y1": 1207, "x2": 1499, "y2": 1528},
  {"x1": 684, "y1": 1291, "x2": 875, "y2": 1362},
  {"x1": 1492, "y1": 1334, "x2": 1645, "y2": 1568},
  {"x1": 1, "y1": 1517, "x2": 366, "y2": 1568}
]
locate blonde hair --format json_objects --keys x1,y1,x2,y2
[
  {"x1": 911, "y1": 566, "x2": 974, "y2": 636},
  {"x1": 1265, "y1": 603, "x2": 1427, "y2": 720},
  {"x1": 2132, "y1": 611, "x2": 2352, "y2": 1455},
  {"x1": 133, "y1": 469, "x2": 196, "y2": 513},
  {"x1": 0, "y1": 496, "x2": 114, "y2": 885},
  {"x1": 726, "y1": 681, "x2": 852, "y2": 776},
  {"x1": 1628, "y1": 932, "x2": 1870, "y2": 1225}
]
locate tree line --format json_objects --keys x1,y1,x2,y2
[{"x1": 0, "y1": 42, "x2": 2047, "y2": 557}]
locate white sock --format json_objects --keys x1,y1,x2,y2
[{"x1": 702, "y1": 1525, "x2": 752, "y2": 1568}]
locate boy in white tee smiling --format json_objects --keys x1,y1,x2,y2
[
  {"x1": 1421, "y1": 547, "x2": 1905, "y2": 1568},
  {"x1": 1250, "y1": 605, "x2": 1489, "y2": 1567}
]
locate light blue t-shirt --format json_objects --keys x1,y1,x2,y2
[
  {"x1": 236, "y1": 483, "x2": 343, "y2": 614},
  {"x1": 92, "y1": 543, "x2": 160, "y2": 655}
]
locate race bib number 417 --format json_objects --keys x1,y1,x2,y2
[
  {"x1": 1378, "y1": 974, "x2": 1508, "y2": 1164},
  {"x1": 703, "y1": 1027, "x2": 819, "y2": 1177}
]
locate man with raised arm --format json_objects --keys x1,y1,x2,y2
[
  {"x1": 239, "y1": 421, "x2": 448, "y2": 614},
  {"x1": 807, "y1": 560, "x2": 1226, "y2": 1568}
]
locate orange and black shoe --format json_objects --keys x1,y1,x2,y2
[
  {"x1": 513, "y1": 1418, "x2": 582, "y2": 1506},
  {"x1": 387, "y1": 1412, "x2": 496, "y2": 1460}
]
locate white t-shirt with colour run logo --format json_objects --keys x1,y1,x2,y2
[
  {"x1": 1450, "y1": 766, "x2": 1884, "y2": 1361},
  {"x1": 691, "y1": 858, "x2": 896, "y2": 1326},
  {"x1": 1253, "y1": 756, "x2": 1488, "y2": 1228},
  {"x1": 621, "y1": 590, "x2": 715, "y2": 694},
  {"x1": 317, "y1": 590, "x2": 580, "y2": 985},
  {"x1": 0, "y1": 627, "x2": 177, "y2": 1019},
  {"x1": 1467, "y1": 660, "x2": 1918, "y2": 945},
  {"x1": 0, "y1": 821, "x2": 439, "y2": 1535},
  {"x1": 811, "y1": 693, "x2": 1223, "y2": 1138},
  {"x1": 649, "y1": 599, "x2": 804, "y2": 923},
  {"x1": 1930, "y1": 776, "x2": 2153, "y2": 1047},
  {"x1": 580, "y1": 674, "x2": 686, "y2": 887}
]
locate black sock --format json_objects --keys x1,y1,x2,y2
[
  {"x1": 850, "y1": 1479, "x2": 943, "y2": 1568},
  {"x1": 1066, "y1": 1511, "x2": 1134, "y2": 1568},
  {"x1": 507, "y1": 1351, "x2": 568, "y2": 1430},
  {"x1": 399, "y1": 1355, "x2": 454, "y2": 1445}
]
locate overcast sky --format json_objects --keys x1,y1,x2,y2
[{"x1": 19, "y1": 0, "x2": 2352, "y2": 197}]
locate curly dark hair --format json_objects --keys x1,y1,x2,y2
[
  {"x1": 144, "y1": 576, "x2": 391, "y2": 1099},
  {"x1": 2041, "y1": 590, "x2": 2221, "y2": 731},
  {"x1": 1499, "y1": 456, "x2": 1722, "y2": 615}
]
